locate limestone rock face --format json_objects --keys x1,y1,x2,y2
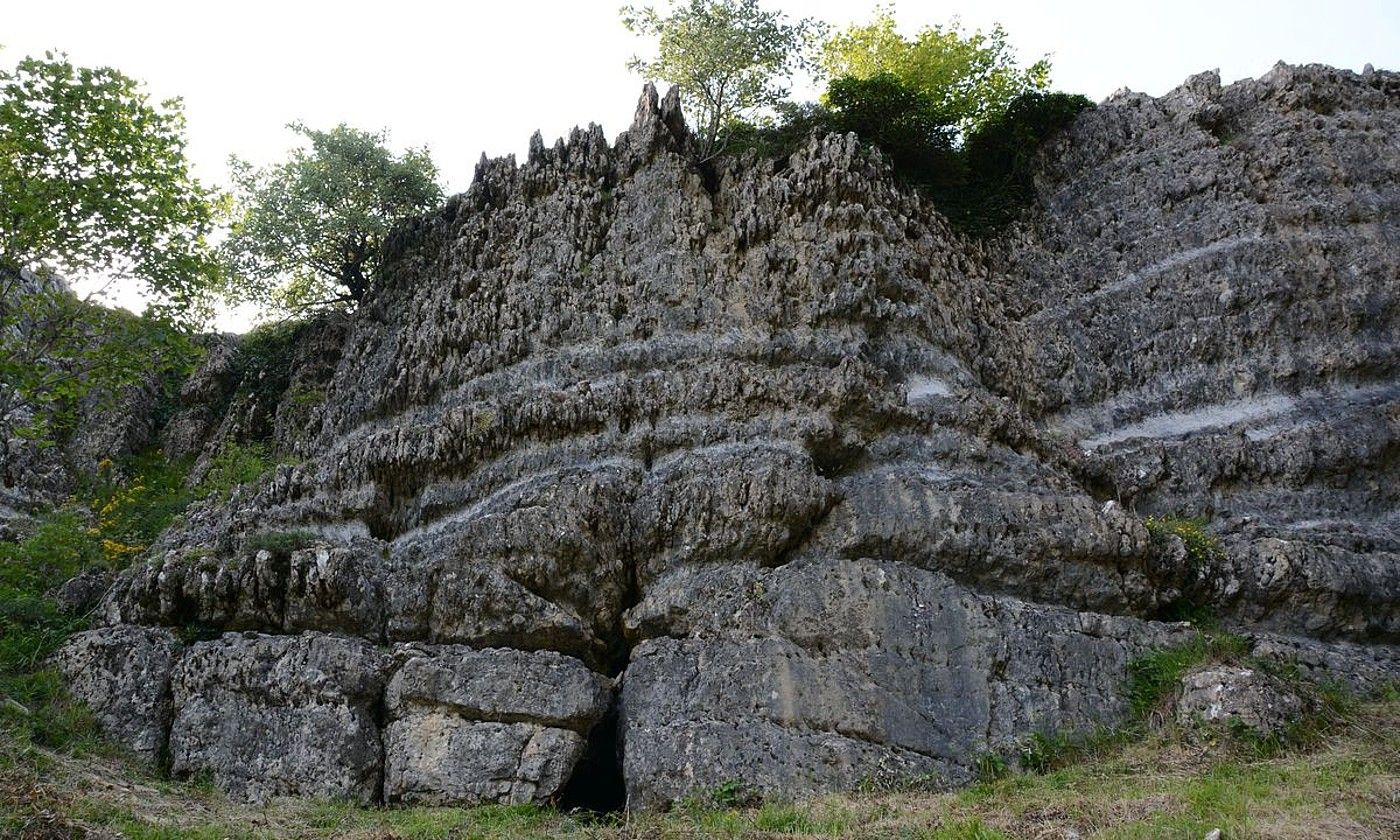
[
  {"x1": 51, "y1": 625, "x2": 177, "y2": 761},
  {"x1": 991, "y1": 64, "x2": 1400, "y2": 641},
  {"x1": 167, "y1": 632, "x2": 390, "y2": 804},
  {"x1": 1175, "y1": 666, "x2": 1305, "y2": 736},
  {"x1": 63, "y1": 66, "x2": 1400, "y2": 807},
  {"x1": 384, "y1": 645, "x2": 611, "y2": 805}
]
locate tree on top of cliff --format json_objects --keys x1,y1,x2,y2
[
  {"x1": 819, "y1": 9, "x2": 1051, "y2": 135},
  {"x1": 621, "y1": 0, "x2": 825, "y2": 160},
  {"x1": 219, "y1": 123, "x2": 442, "y2": 313},
  {"x1": 0, "y1": 51, "x2": 213, "y2": 473}
]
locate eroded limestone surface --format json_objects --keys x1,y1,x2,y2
[{"x1": 56, "y1": 65, "x2": 1400, "y2": 807}]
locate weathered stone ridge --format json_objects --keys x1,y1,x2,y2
[{"x1": 56, "y1": 64, "x2": 1400, "y2": 808}]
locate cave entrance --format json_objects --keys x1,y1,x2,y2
[{"x1": 558, "y1": 700, "x2": 626, "y2": 812}]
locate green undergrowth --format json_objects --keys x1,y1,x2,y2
[
  {"x1": 0, "y1": 441, "x2": 283, "y2": 763},
  {"x1": 0, "y1": 509, "x2": 105, "y2": 755}
]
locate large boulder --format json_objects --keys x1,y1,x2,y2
[
  {"x1": 167, "y1": 632, "x2": 390, "y2": 803},
  {"x1": 1175, "y1": 665, "x2": 1306, "y2": 736},
  {"x1": 52, "y1": 625, "x2": 178, "y2": 761},
  {"x1": 383, "y1": 645, "x2": 611, "y2": 805}
]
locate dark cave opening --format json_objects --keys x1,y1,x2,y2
[{"x1": 558, "y1": 700, "x2": 627, "y2": 813}]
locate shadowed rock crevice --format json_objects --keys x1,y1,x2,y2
[{"x1": 557, "y1": 699, "x2": 627, "y2": 813}]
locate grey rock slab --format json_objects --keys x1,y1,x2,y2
[
  {"x1": 1175, "y1": 666, "x2": 1305, "y2": 736},
  {"x1": 51, "y1": 625, "x2": 177, "y2": 761},
  {"x1": 167, "y1": 631, "x2": 390, "y2": 803},
  {"x1": 384, "y1": 716, "x2": 586, "y2": 806},
  {"x1": 620, "y1": 557, "x2": 1191, "y2": 806},
  {"x1": 382, "y1": 644, "x2": 610, "y2": 805}
]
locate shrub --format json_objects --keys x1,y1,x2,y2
[
  {"x1": 83, "y1": 453, "x2": 193, "y2": 563},
  {"x1": 244, "y1": 529, "x2": 317, "y2": 556},
  {"x1": 0, "y1": 511, "x2": 105, "y2": 749},
  {"x1": 233, "y1": 320, "x2": 302, "y2": 406},
  {"x1": 725, "y1": 101, "x2": 832, "y2": 161},
  {"x1": 826, "y1": 73, "x2": 962, "y2": 188},
  {"x1": 933, "y1": 91, "x2": 1093, "y2": 232},
  {"x1": 1144, "y1": 514, "x2": 1225, "y2": 573},
  {"x1": 196, "y1": 441, "x2": 274, "y2": 501},
  {"x1": 722, "y1": 86, "x2": 1092, "y2": 235}
]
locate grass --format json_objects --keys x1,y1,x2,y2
[
  {"x1": 1125, "y1": 630, "x2": 1251, "y2": 720},
  {"x1": 0, "y1": 443, "x2": 283, "y2": 760},
  {"x1": 0, "y1": 509, "x2": 106, "y2": 755}
]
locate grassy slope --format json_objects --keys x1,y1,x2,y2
[{"x1": 2, "y1": 698, "x2": 1395, "y2": 839}]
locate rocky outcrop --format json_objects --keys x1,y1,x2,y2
[
  {"x1": 1175, "y1": 665, "x2": 1306, "y2": 736},
  {"x1": 992, "y1": 64, "x2": 1400, "y2": 641},
  {"x1": 52, "y1": 626, "x2": 177, "y2": 761},
  {"x1": 57, "y1": 65, "x2": 1400, "y2": 808}
]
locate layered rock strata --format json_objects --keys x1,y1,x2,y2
[{"x1": 57, "y1": 65, "x2": 1400, "y2": 807}]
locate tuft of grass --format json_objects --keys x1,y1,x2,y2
[
  {"x1": 244, "y1": 529, "x2": 318, "y2": 556},
  {"x1": 1145, "y1": 514, "x2": 1225, "y2": 572},
  {"x1": 1125, "y1": 630, "x2": 1250, "y2": 719}
]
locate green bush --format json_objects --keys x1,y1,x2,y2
[
  {"x1": 724, "y1": 86, "x2": 1091, "y2": 235},
  {"x1": 0, "y1": 511, "x2": 105, "y2": 750},
  {"x1": 1144, "y1": 514, "x2": 1225, "y2": 572},
  {"x1": 933, "y1": 91, "x2": 1093, "y2": 232},
  {"x1": 725, "y1": 101, "x2": 832, "y2": 161},
  {"x1": 826, "y1": 73, "x2": 961, "y2": 189},
  {"x1": 244, "y1": 529, "x2": 316, "y2": 556},
  {"x1": 233, "y1": 319, "x2": 302, "y2": 405},
  {"x1": 83, "y1": 452, "x2": 194, "y2": 564},
  {"x1": 196, "y1": 441, "x2": 275, "y2": 501}
]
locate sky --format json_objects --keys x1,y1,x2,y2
[{"x1": 5, "y1": 0, "x2": 1398, "y2": 329}]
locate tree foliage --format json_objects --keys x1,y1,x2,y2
[
  {"x1": 934, "y1": 91, "x2": 1094, "y2": 232},
  {"x1": 826, "y1": 73, "x2": 959, "y2": 188},
  {"x1": 820, "y1": 9, "x2": 1050, "y2": 134},
  {"x1": 621, "y1": 0, "x2": 824, "y2": 160},
  {"x1": 220, "y1": 123, "x2": 441, "y2": 313},
  {"x1": 0, "y1": 52, "x2": 212, "y2": 471},
  {"x1": 0, "y1": 52, "x2": 216, "y2": 305}
]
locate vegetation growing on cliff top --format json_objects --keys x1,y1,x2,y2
[
  {"x1": 624, "y1": 2, "x2": 1092, "y2": 233},
  {"x1": 220, "y1": 123, "x2": 442, "y2": 314},
  {"x1": 621, "y1": 0, "x2": 826, "y2": 160},
  {"x1": 0, "y1": 50, "x2": 215, "y2": 469}
]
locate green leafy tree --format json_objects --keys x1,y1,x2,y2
[
  {"x1": 936, "y1": 91, "x2": 1094, "y2": 232},
  {"x1": 826, "y1": 73, "x2": 959, "y2": 188},
  {"x1": 220, "y1": 123, "x2": 442, "y2": 312},
  {"x1": 0, "y1": 51, "x2": 214, "y2": 477},
  {"x1": 820, "y1": 9, "x2": 1050, "y2": 134},
  {"x1": 621, "y1": 0, "x2": 825, "y2": 160}
]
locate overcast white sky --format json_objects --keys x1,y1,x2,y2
[{"x1": 5, "y1": 0, "x2": 1398, "y2": 329}]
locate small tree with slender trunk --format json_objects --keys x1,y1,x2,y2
[{"x1": 0, "y1": 51, "x2": 215, "y2": 482}]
